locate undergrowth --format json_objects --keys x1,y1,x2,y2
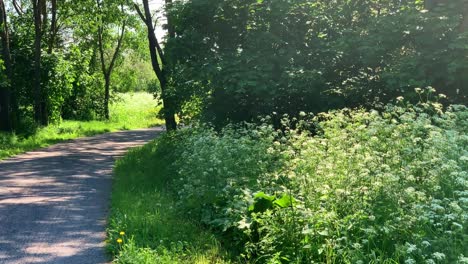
[
  {"x1": 108, "y1": 133, "x2": 233, "y2": 264},
  {"x1": 108, "y1": 92, "x2": 467, "y2": 263}
]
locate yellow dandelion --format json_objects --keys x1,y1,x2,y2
[
  {"x1": 117, "y1": 238, "x2": 123, "y2": 244},
  {"x1": 119, "y1": 231, "x2": 125, "y2": 236}
]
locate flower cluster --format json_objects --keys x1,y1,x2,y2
[{"x1": 157, "y1": 103, "x2": 468, "y2": 263}]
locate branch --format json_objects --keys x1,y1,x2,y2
[
  {"x1": 134, "y1": 1, "x2": 166, "y2": 66},
  {"x1": 47, "y1": 0, "x2": 57, "y2": 53},
  {"x1": 108, "y1": 18, "x2": 127, "y2": 75},
  {"x1": 96, "y1": 0, "x2": 107, "y2": 76},
  {"x1": 154, "y1": 34, "x2": 166, "y2": 66},
  {"x1": 40, "y1": 0, "x2": 47, "y2": 33},
  {"x1": 133, "y1": 3, "x2": 146, "y2": 22},
  {"x1": 97, "y1": 24, "x2": 107, "y2": 76},
  {"x1": 12, "y1": 0, "x2": 24, "y2": 16}
]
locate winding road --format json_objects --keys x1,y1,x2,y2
[{"x1": 0, "y1": 127, "x2": 162, "y2": 264}]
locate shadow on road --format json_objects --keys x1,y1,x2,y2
[{"x1": 0, "y1": 128, "x2": 163, "y2": 264}]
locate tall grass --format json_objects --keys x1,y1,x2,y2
[
  {"x1": 0, "y1": 92, "x2": 163, "y2": 159},
  {"x1": 108, "y1": 134, "x2": 233, "y2": 264}
]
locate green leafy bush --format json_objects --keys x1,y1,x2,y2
[{"x1": 168, "y1": 0, "x2": 467, "y2": 126}]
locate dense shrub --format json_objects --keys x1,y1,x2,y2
[
  {"x1": 168, "y1": 0, "x2": 467, "y2": 126},
  {"x1": 150, "y1": 100, "x2": 467, "y2": 263},
  {"x1": 61, "y1": 47, "x2": 105, "y2": 121}
]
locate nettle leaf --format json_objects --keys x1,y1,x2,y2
[
  {"x1": 249, "y1": 192, "x2": 276, "y2": 213},
  {"x1": 249, "y1": 192, "x2": 296, "y2": 213},
  {"x1": 273, "y1": 194, "x2": 296, "y2": 208},
  {"x1": 254, "y1": 192, "x2": 276, "y2": 201}
]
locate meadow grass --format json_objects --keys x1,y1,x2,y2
[
  {"x1": 108, "y1": 138, "x2": 233, "y2": 264},
  {"x1": 0, "y1": 92, "x2": 163, "y2": 160}
]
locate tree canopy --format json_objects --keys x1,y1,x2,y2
[
  {"x1": 168, "y1": 0, "x2": 467, "y2": 125},
  {"x1": 0, "y1": 0, "x2": 158, "y2": 131},
  {"x1": 0, "y1": 0, "x2": 467, "y2": 130}
]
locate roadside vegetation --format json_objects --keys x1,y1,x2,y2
[
  {"x1": 106, "y1": 0, "x2": 467, "y2": 263},
  {"x1": 1, "y1": 0, "x2": 466, "y2": 263},
  {"x1": 108, "y1": 135, "x2": 233, "y2": 264},
  {"x1": 108, "y1": 94, "x2": 467, "y2": 263},
  {"x1": 0, "y1": 93, "x2": 162, "y2": 159}
]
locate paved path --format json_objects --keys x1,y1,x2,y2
[{"x1": 0, "y1": 127, "x2": 163, "y2": 264}]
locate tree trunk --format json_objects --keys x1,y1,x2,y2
[
  {"x1": 159, "y1": 79, "x2": 177, "y2": 131},
  {"x1": 163, "y1": 0, "x2": 177, "y2": 130},
  {"x1": 0, "y1": 0, "x2": 12, "y2": 131},
  {"x1": 0, "y1": 90, "x2": 11, "y2": 131},
  {"x1": 32, "y1": 0, "x2": 47, "y2": 126},
  {"x1": 96, "y1": 1, "x2": 126, "y2": 120},
  {"x1": 104, "y1": 74, "x2": 110, "y2": 120},
  {"x1": 138, "y1": 0, "x2": 177, "y2": 131},
  {"x1": 47, "y1": 0, "x2": 57, "y2": 54},
  {"x1": 165, "y1": 0, "x2": 175, "y2": 39}
]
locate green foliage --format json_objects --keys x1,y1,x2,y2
[
  {"x1": 112, "y1": 51, "x2": 158, "y2": 93},
  {"x1": 111, "y1": 21, "x2": 158, "y2": 94},
  {"x1": 61, "y1": 46, "x2": 105, "y2": 120},
  {"x1": 0, "y1": 93, "x2": 162, "y2": 159},
  {"x1": 42, "y1": 52, "x2": 75, "y2": 122},
  {"x1": 111, "y1": 100, "x2": 467, "y2": 263},
  {"x1": 168, "y1": 0, "x2": 467, "y2": 125},
  {"x1": 1, "y1": 0, "x2": 155, "y2": 129}
]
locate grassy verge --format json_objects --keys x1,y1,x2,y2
[
  {"x1": 107, "y1": 134, "x2": 233, "y2": 264},
  {"x1": 0, "y1": 92, "x2": 163, "y2": 160}
]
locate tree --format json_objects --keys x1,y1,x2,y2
[
  {"x1": 32, "y1": 0, "x2": 48, "y2": 125},
  {"x1": 134, "y1": 0, "x2": 177, "y2": 131},
  {"x1": 164, "y1": 0, "x2": 467, "y2": 126},
  {"x1": 96, "y1": 0, "x2": 127, "y2": 120},
  {"x1": 47, "y1": 0, "x2": 57, "y2": 54},
  {"x1": 0, "y1": 0, "x2": 12, "y2": 131}
]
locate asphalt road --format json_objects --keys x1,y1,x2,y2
[{"x1": 0, "y1": 127, "x2": 163, "y2": 264}]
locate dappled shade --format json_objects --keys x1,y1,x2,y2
[{"x1": 0, "y1": 128, "x2": 162, "y2": 264}]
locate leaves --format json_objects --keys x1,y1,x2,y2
[
  {"x1": 167, "y1": 0, "x2": 466, "y2": 126},
  {"x1": 273, "y1": 194, "x2": 296, "y2": 208}
]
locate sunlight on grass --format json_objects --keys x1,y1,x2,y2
[
  {"x1": 0, "y1": 92, "x2": 163, "y2": 160},
  {"x1": 107, "y1": 140, "x2": 233, "y2": 264}
]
